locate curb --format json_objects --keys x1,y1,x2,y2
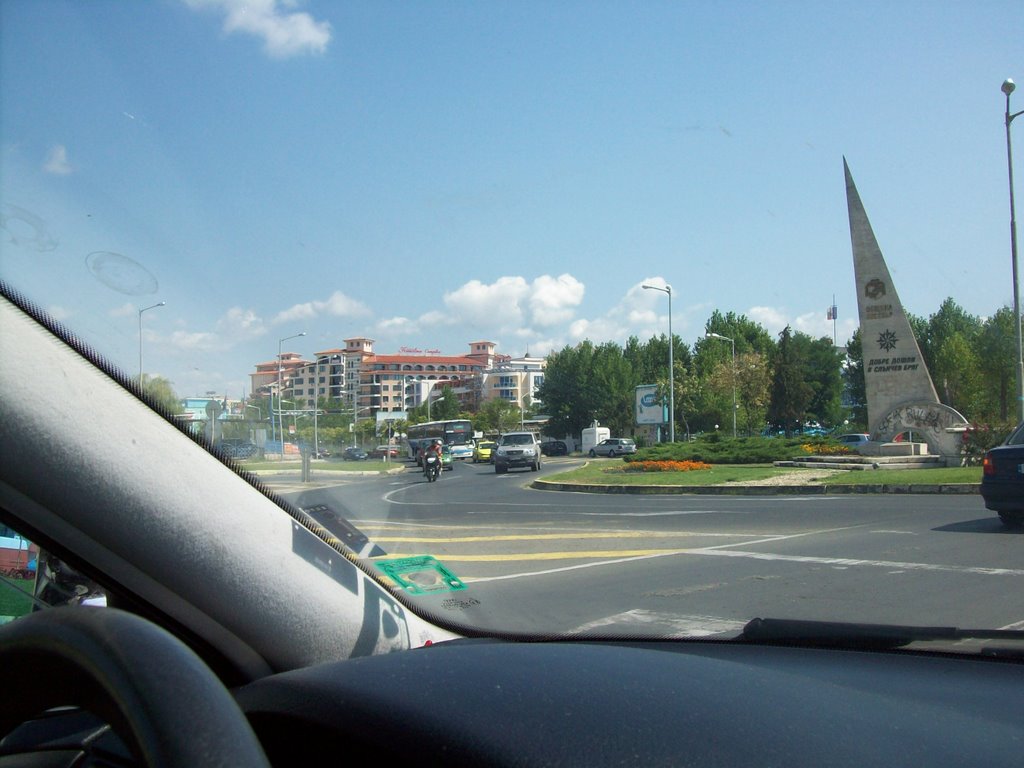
[{"x1": 530, "y1": 480, "x2": 982, "y2": 496}]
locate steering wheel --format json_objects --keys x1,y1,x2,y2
[{"x1": 0, "y1": 606, "x2": 270, "y2": 767}]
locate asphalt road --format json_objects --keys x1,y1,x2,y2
[{"x1": 280, "y1": 457, "x2": 1023, "y2": 640}]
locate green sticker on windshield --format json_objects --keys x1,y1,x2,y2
[{"x1": 375, "y1": 556, "x2": 466, "y2": 595}]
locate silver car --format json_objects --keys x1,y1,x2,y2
[
  {"x1": 494, "y1": 432, "x2": 542, "y2": 473},
  {"x1": 589, "y1": 438, "x2": 637, "y2": 458}
]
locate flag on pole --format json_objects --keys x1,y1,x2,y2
[{"x1": 827, "y1": 305, "x2": 837, "y2": 320}]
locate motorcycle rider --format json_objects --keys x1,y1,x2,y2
[{"x1": 422, "y1": 438, "x2": 443, "y2": 478}]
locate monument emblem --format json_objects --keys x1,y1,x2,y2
[{"x1": 844, "y1": 159, "x2": 968, "y2": 463}]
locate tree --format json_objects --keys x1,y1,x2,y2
[
  {"x1": 768, "y1": 326, "x2": 813, "y2": 435},
  {"x1": 843, "y1": 329, "x2": 867, "y2": 427},
  {"x1": 477, "y1": 398, "x2": 522, "y2": 434},
  {"x1": 535, "y1": 341, "x2": 598, "y2": 438},
  {"x1": 433, "y1": 385, "x2": 460, "y2": 420},
  {"x1": 141, "y1": 375, "x2": 182, "y2": 415},
  {"x1": 792, "y1": 333, "x2": 845, "y2": 428},
  {"x1": 978, "y1": 306, "x2": 1021, "y2": 421}
]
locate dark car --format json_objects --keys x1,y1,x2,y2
[
  {"x1": 981, "y1": 421, "x2": 1024, "y2": 527},
  {"x1": 540, "y1": 440, "x2": 568, "y2": 456},
  {"x1": 342, "y1": 447, "x2": 369, "y2": 461}
]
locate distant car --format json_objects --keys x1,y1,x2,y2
[
  {"x1": 837, "y1": 433, "x2": 871, "y2": 447},
  {"x1": 219, "y1": 439, "x2": 258, "y2": 459},
  {"x1": 370, "y1": 445, "x2": 399, "y2": 459},
  {"x1": 342, "y1": 447, "x2": 369, "y2": 461},
  {"x1": 473, "y1": 441, "x2": 497, "y2": 463},
  {"x1": 981, "y1": 421, "x2": 1024, "y2": 527},
  {"x1": 540, "y1": 440, "x2": 568, "y2": 456},
  {"x1": 449, "y1": 443, "x2": 474, "y2": 460},
  {"x1": 589, "y1": 438, "x2": 637, "y2": 458}
]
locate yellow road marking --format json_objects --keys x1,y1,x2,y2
[
  {"x1": 370, "y1": 531, "x2": 732, "y2": 543},
  {"x1": 377, "y1": 549, "x2": 691, "y2": 562}
]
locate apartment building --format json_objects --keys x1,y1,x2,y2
[{"x1": 249, "y1": 338, "x2": 545, "y2": 417}]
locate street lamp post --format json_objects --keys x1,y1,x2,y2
[
  {"x1": 1003, "y1": 78, "x2": 1024, "y2": 422},
  {"x1": 138, "y1": 301, "x2": 166, "y2": 383},
  {"x1": 642, "y1": 284, "x2": 674, "y2": 442},
  {"x1": 277, "y1": 332, "x2": 306, "y2": 456},
  {"x1": 706, "y1": 332, "x2": 737, "y2": 438}
]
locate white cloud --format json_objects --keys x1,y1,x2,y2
[
  {"x1": 168, "y1": 329, "x2": 219, "y2": 351},
  {"x1": 47, "y1": 305, "x2": 71, "y2": 321},
  {"x1": 43, "y1": 145, "x2": 72, "y2": 175},
  {"x1": 747, "y1": 305, "x2": 857, "y2": 344},
  {"x1": 216, "y1": 306, "x2": 266, "y2": 340},
  {"x1": 528, "y1": 274, "x2": 584, "y2": 326},
  {"x1": 185, "y1": 0, "x2": 332, "y2": 58},
  {"x1": 442, "y1": 273, "x2": 587, "y2": 334},
  {"x1": 273, "y1": 290, "x2": 370, "y2": 325},
  {"x1": 747, "y1": 305, "x2": 788, "y2": 335},
  {"x1": 444, "y1": 276, "x2": 530, "y2": 327},
  {"x1": 109, "y1": 303, "x2": 136, "y2": 318}
]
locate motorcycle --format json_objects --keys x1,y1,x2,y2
[{"x1": 424, "y1": 454, "x2": 440, "y2": 482}]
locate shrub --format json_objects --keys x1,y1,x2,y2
[
  {"x1": 628, "y1": 435, "x2": 846, "y2": 465},
  {"x1": 962, "y1": 423, "x2": 1018, "y2": 465}
]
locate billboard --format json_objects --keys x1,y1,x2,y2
[{"x1": 635, "y1": 385, "x2": 666, "y2": 425}]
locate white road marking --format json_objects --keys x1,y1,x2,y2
[{"x1": 569, "y1": 610, "x2": 745, "y2": 637}]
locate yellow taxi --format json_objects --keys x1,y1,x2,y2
[{"x1": 473, "y1": 440, "x2": 497, "y2": 463}]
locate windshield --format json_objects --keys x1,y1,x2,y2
[
  {"x1": 1, "y1": 2, "x2": 1021, "y2": 647},
  {"x1": 501, "y1": 434, "x2": 534, "y2": 446}
]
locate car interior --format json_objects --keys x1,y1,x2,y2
[{"x1": 3, "y1": 280, "x2": 1024, "y2": 766}]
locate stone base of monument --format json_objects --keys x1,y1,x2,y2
[
  {"x1": 774, "y1": 448, "x2": 945, "y2": 471},
  {"x1": 860, "y1": 441, "x2": 930, "y2": 457}
]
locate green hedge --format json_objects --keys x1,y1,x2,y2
[{"x1": 630, "y1": 435, "x2": 841, "y2": 465}]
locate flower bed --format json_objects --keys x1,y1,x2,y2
[
  {"x1": 800, "y1": 443, "x2": 852, "y2": 455},
  {"x1": 616, "y1": 460, "x2": 713, "y2": 473}
]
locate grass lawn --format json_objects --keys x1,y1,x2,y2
[
  {"x1": 547, "y1": 463, "x2": 787, "y2": 486},
  {"x1": 546, "y1": 461, "x2": 982, "y2": 487},
  {"x1": 811, "y1": 466, "x2": 982, "y2": 485},
  {"x1": 0, "y1": 578, "x2": 34, "y2": 619}
]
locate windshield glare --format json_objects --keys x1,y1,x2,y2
[{"x1": 1, "y1": 1, "x2": 1020, "y2": 646}]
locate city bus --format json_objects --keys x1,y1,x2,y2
[{"x1": 406, "y1": 419, "x2": 474, "y2": 463}]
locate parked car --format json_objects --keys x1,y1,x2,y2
[
  {"x1": 540, "y1": 440, "x2": 568, "y2": 456},
  {"x1": 370, "y1": 445, "x2": 399, "y2": 459},
  {"x1": 218, "y1": 439, "x2": 258, "y2": 459},
  {"x1": 473, "y1": 440, "x2": 497, "y2": 463},
  {"x1": 342, "y1": 447, "x2": 369, "y2": 461},
  {"x1": 589, "y1": 438, "x2": 637, "y2": 458},
  {"x1": 837, "y1": 433, "x2": 871, "y2": 447},
  {"x1": 494, "y1": 432, "x2": 542, "y2": 473},
  {"x1": 981, "y1": 421, "x2": 1024, "y2": 527}
]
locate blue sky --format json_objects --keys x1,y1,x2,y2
[{"x1": 1, "y1": 1, "x2": 1021, "y2": 399}]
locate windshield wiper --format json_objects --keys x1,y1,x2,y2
[{"x1": 739, "y1": 617, "x2": 1024, "y2": 652}]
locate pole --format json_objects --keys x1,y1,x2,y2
[
  {"x1": 277, "y1": 332, "x2": 306, "y2": 457},
  {"x1": 137, "y1": 301, "x2": 165, "y2": 383},
  {"x1": 1003, "y1": 78, "x2": 1024, "y2": 422},
  {"x1": 706, "y1": 332, "x2": 736, "y2": 438},
  {"x1": 730, "y1": 336, "x2": 736, "y2": 438},
  {"x1": 642, "y1": 283, "x2": 674, "y2": 442}
]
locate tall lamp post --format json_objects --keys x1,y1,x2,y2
[
  {"x1": 706, "y1": 332, "x2": 737, "y2": 438},
  {"x1": 138, "y1": 301, "x2": 165, "y2": 383},
  {"x1": 642, "y1": 283, "x2": 674, "y2": 442},
  {"x1": 277, "y1": 331, "x2": 306, "y2": 454},
  {"x1": 1003, "y1": 78, "x2": 1024, "y2": 422}
]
